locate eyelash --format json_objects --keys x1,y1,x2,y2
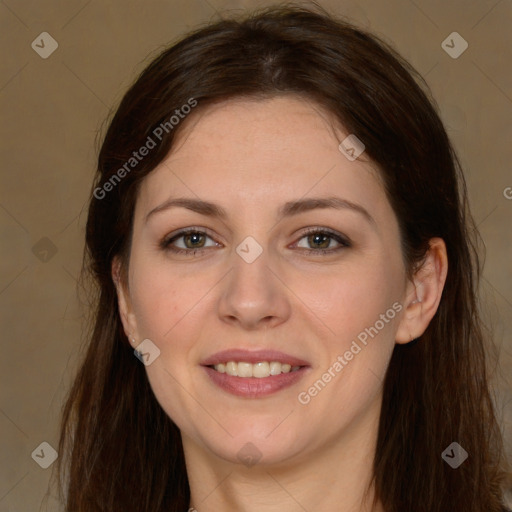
[{"x1": 159, "y1": 227, "x2": 351, "y2": 256}]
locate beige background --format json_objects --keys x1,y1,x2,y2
[{"x1": 1, "y1": 0, "x2": 511, "y2": 510}]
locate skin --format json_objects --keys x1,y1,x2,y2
[{"x1": 113, "y1": 96, "x2": 448, "y2": 512}]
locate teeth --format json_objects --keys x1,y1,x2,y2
[
  {"x1": 214, "y1": 361, "x2": 301, "y2": 378},
  {"x1": 269, "y1": 361, "x2": 281, "y2": 376},
  {"x1": 253, "y1": 362, "x2": 269, "y2": 378},
  {"x1": 226, "y1": 361, "x2": 238, "y2": 376},
  {"x1": 238, "y1": 362, "x2": 252, "y2": 377}
]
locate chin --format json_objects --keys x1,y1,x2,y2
[{"x1": 209, "y1": 438, "x2": 303, "y2": 468}]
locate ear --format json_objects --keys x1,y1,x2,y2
[
  {"x1": 395, "y1": 238, "x2": 448, "y2": 344},
  {"x1": 112, "y1": 256, "x2": 140, "y2": 342}
]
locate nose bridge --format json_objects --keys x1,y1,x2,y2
[
  {"x1": 228, "y1": 242, "x2": 275, "y2": 306},
  {"x1": 217, "y1": 239, "x2": 291, "y2": 328}
]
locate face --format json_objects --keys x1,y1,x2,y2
[{"x1": 116, "y1": 96, "x2": 412, "y2": 467}]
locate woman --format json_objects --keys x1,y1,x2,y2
[{"x1": 55, "y1": 4, "x2": 510, "y2": 511}]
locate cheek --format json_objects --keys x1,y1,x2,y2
[
  {"x1": 128, "y1": 263, "x2": 211, "y2": 431},
  {"x1": 292, "y1": 254, "x2": 401, "y2": 399},
  {"x1": 129, "y1": 258, "x2": 205, "y2": 344},
  {"x1": 292, "y1": 255, "x2": 401, "y2": 340}
]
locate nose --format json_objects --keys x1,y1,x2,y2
[{"x1": 217, "y1": 249, "x2": 292, "y2": 331}]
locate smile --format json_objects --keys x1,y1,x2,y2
[
  {"x1": 210, "y1": 361, "x2": 302, "y2": 378},
  {"x1": 201, "y1": 349, "x2": 310, "y2": 397}
]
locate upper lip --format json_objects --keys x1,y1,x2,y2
[{"x1": 201, "y1": 349, "x2": 310, "y2": 367}]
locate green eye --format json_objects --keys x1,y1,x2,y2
[
  {"x1": 160, "y1": 229, "x2": 219, "y2": 255},
  {"x1": 295, "y1": 228, "x2": 351, "y2": 254},
  {"x1": 160, "y1": 227, "x2": 351, "y2": 256}
]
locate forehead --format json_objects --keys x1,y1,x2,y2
[
  {"x1": 168, "y1": 95, "x2": 356, "y2": 167},
  {"x1": 135, "y1": 95, "x2": 387, "y2": 220}
]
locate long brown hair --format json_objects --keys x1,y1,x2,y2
[{"x1": 54, "y1": 4, "x2": 509, "y2": 511}]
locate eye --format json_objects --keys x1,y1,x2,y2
[
  {"x1": 160, "y1": 227, "x2": 351, "y2": 257},
  {"x1": 294, "y1": 228, "x2": 351, "y2": 254},
  {"x1": 160, "y1": 228, "x2": 220, "y2": 255}
]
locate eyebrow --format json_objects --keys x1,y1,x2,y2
[{"x1": 145, "y1": 196, "x2": 375, "y2": 226}]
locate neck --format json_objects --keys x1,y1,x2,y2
[{"x1": 183, "y1": 394, "x2": 385, "y2": 512}]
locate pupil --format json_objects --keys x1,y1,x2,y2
[
  {"x1": 186, "y1": 233, "x2": 204, "y2": 248},
  {"x1": 310, "y1": 233, "x2": 329, "y2": 249}
]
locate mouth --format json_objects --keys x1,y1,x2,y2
[{"x1": 201, "y1": 349, "x2": 310, "y2": 397}]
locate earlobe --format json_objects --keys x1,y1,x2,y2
[{"x1": 395, "y1": 238, "x2": 448, "y2": 345}]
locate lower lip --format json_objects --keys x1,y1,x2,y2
[{"x1": 203, "y1": 366, "x2": 308, "y2": 398}]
